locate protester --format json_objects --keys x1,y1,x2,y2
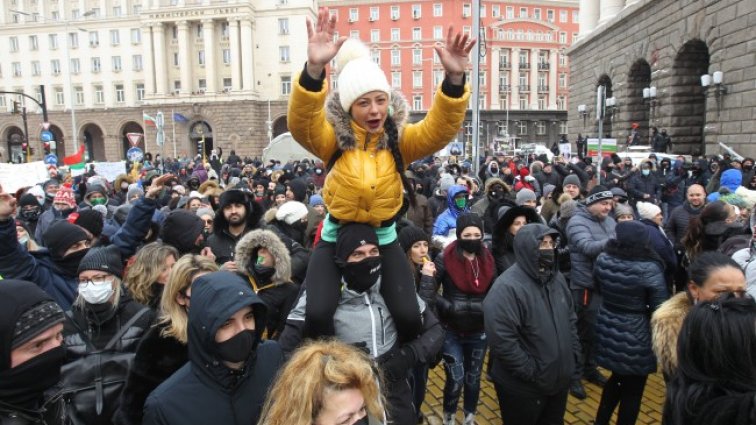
[
  {"x1": 207, "y1": 189, "x2": 263, "y2": 266},
  {"x1": 122, "y1": 242, "x2": 179, "y2": 309}
]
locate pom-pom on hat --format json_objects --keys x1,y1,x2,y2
[{"x1": 336, "y1": 38, "x2": 391, "y2": 113}]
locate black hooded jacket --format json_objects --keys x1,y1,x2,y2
[
  {"x1": 207, "y1": 190, "x2": 263, "y2": 264},
  {"x1": 143, "y1": 272, "x2": 283, "y2": 425},
  {"x1": 483, "y1": 224, "x2": 580, "y2": 397}
]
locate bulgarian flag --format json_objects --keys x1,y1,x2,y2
[
  {"x1": 143, "y1": 112, "x2": 157, "y2": 127},
  {"x1": 63, "y1": 145, "x2": 86, "y2": 168}
]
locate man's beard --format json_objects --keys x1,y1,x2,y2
[{"x1": 227, "y1": 214, "x2": 245, "y2": 225}]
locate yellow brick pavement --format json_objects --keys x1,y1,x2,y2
[{"x1": 420, "y1": 362, "x2": 665, "y2": 425}]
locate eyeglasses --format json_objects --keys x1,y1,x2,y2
[{"x1": 78, "y1": 277, "x2": 112, "y2": 287}]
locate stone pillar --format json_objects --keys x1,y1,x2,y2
[
  {"x1": 529, "y1": 49, "x2": 539, "y2": 109},
  {"x1": 153, "y1": 23, "x2": 168, "y2": 95},
  {"x1": 511, "y1": 48, "x2": 520, "y2": 110},
  {"x1": 579, "y1": 0, "x2": 599, "y2": 35},
  {"x1": 229, "y1": 19, "x2": 241, "y2": 91},
  {"x1": 177, "y1": 21, "x2": 193, "y2": 95},
  {"x1": 549, "y1": 49, "x2": 558, "y2": 109},
  {"x1": 599, "y1": 0, "x2": 624, "y2": 24},
  {"x1": 202, "y1": 19, "x2": 217, "y2": 93},
  {"x1": 142, "y1": 25, "x2": 155, "y2": 95},
  {"x1": 0, "y1": 0, "x2": 7, "y2": 24},
  {"x1": 491, "y1": 48, "x2": 500, "y2": 110},
  {"x1": 240, "y1": 19, "x2": 254, "y2": 91}
]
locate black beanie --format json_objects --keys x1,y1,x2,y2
[
  {"x1": 335, "y1": 223, "x2": 379, "y2": 263},
  {"x1": 43, "y1": 221, "x2": 89, "y2": 259},
  {"x1": 585, "y1": 185, "x2": 614, "y2": 206},
  {"x1": 219, "y1": 189, "x2": 249, "y2": 210},
  {"x1": 287, "y1": 179, "x2": 307, "y2": 202},
  {"x1": 77, "y1": 245, "x2": 124, "y2": 278},
  {"x1": 160, "y1": 210, "x2": 205, "y2": 254},
  {"x1": 72, "y1": 209, "x2": 104, "y2": 237},
  {"x1": 455, "y1": 213, "x2": 484, "y2": 239},
  {"x1": 398, "y1": 225, "x2": 429, "y2": 253},
  {"x1": 19, "y1": 194, "x2": 39, "y2": 208}
]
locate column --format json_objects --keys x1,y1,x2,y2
[
  {"x1": 177, "y1": 20, "x2": 192, "y2": 95},
  {"x1": 229, "y1": 19, "x2": 241, "y2": 91},
  {"x1": 0, "y1": 0, "x2": 6, "y2": 24},
  {"x1": 599, "y1": 0, "x2": 625, "y2": 24},
  {"x1": 579, "y1": 0, "x2": 599, "y2": 35},
  {"x1": 153, "y1": 23, "x2": 168, "y2": 95},
  {"x1": 58, "y1": 0, "x2": 67, "y2": 22},
  {"x1": 491, "y1": 49, "x2": 500, "y2": 110},
  {"x1": 549, "y1": 49, "x2": 558, "y2": 109},
  {"x1": 141, "y1": 25, "x2": 155, "y2": 94},
  {"x1": 529, "y1": 48, "x2": 539, "y2": 109},
  {"x1": 99, "y1": 0, "x2": 107, "y2": 17},
  {"x1": 240, "y1": 19, "x2": 254, "y2": 91},
  {"x1": 202, "y1": 19, "x2": 217, "y2": 93},
  {"x1": 511, "y1": 48, "x2": 520, "y2": 110}
]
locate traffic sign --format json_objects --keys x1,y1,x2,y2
[
  {"x1": 44, "y1": 154, "x2": 58, "y2": 165},
  {"x1": 42, "y1": 122, "x2": 51, "y2": 130},
  {"x1": 126, "y1": 132, "x2": 143, "y2": 147},
  {"x1": 156, "y1": 130, "x2": 165, "y2": 146},
  {"x1": 127, "y1": 147, "x2": 144, "y2": 162},
  {"x1": 40, "y1": 130, "x2": 54, "y2": 142}
]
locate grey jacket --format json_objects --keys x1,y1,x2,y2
[{"x1": 566, "y1": 205, "x2": 616, "y2": 289}]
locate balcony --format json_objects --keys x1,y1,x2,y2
[
  {"x1": 499, "y1": 61, "x2": 510, "y2": 70},
  {"x1": 498, "y1": 85, "x2": 510, "y2": 93},
  {"x1": 520, "y1": 85, "x2": 530, "y2": 92},
  {"x1": 538, "y1": 85, "x2": 549, "y2": 92},
  {"x1": 519, "y1": 62, "x2": 530, "y2": 69},
  {"x1": 538, "y1": 62, "x2": 550, "y2": 70}
]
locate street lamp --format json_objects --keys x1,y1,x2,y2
[
  {"x1": 701, "y1": 71, "x2": 727, "y2": 116},
  {"x1": 643, "y1": 86, "x2": 659, "y2": 145}
]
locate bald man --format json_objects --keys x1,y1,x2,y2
[{"x1": 665, "y1": 184, "x2": 706, "y2": 291}]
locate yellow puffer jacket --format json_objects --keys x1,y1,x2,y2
[{"x1": 288, "y1": 77, "x2": 470, "y2": 227}]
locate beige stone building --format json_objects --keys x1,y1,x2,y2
[{"x1": 568, "y1": 0, "x2": 755, "y2": 156}]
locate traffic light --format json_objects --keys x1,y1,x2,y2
[{"x1": 10, "y1": 101, "x2": 20, "y2": 114}]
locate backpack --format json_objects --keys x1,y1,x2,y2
[{"x1": 57, "y1": 307, "x2": 149, "y2": 425}]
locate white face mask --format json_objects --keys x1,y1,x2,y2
[
  {"x1": 78, "y1": 280, "x2": 114, "y2": 304},
  {"x1": 18, "y1": 236, "x2": 29, "y2": 245}
]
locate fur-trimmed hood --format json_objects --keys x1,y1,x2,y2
[
  {"x1": 484, "y1": 177, "x2": 512, "y2": 195},
  {"x1": 651, "y1": 291, "x2": 692, "y2": 376},
  {"x1": 325, "y1": 88, "x2": 409, "y2": 151},
  {"x1": 234, "y1": 229, "x2": 292, "y2": 285}
]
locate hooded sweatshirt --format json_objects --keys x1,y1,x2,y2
[{"x1": 431, "y1": 185, "x2": 470, "y2": 247}]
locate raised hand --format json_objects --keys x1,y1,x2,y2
[
  {"x1": 0, "y1": 192, "x2": 17, "y2": 220},
  {"x1": 434, "y1": 26, "x2": 477, "y2": 85},
  {"x1": 146, "y1": 173, "x2": 173, "y2": 199},
  {"x1": 305, "y1": 7, "x2": 347, "y2": 78}
]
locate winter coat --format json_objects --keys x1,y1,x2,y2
[
  {"x1": 594, "y1": 242, "x2": 668, "y2": 375},
  {"x1": 483, "y1": 224, "x2": 580, "y2": 397},
  {"x1": 143, "y1": 273, "x2": 284, "y2": 425},
  {"x1": 491, "y1": 205, "x2": 541, "y2": 276},
  {"x1": 707, "y1": 169, "x2": 742, "y2": 203},
  {"x1": 259, "y1": 221, "x2": 310, "y2": 285},
  {"x1": 206, "y1": 200, "x2": 263, "y2": 265},
  {"x1": 287, "y1": 72, "x2": 469, "y2": 227},
  {"x1": 190, "y1": 165, "x2": 208, "y2": 184},
  {"x1": 650, "y1": 292, "x2": 691, "y2": 378},
  {"x1": 639, "y1": 219, "x2": 677, "y2": 283},
  {"x1": 34, "y1": 207, "x2": 76, "y2": 246},
  {"x1": 431, "y1": 185, "x2": 469, "y2": 247},
  {"x1": 565, "y1": 205, "x2": 616, "y2": 290},
  {"x1": 628, "y1": 172, "x2": 662, "y2": 202},
  {"x1": 731, "y1": 247, "x2": 756, "y2": 301},
  {"x1": 664, "y1": 202, "x2": 702, "y2": 249},
  {"x1": 234, "y1": 229, "x2": 299, "y2": 339}
]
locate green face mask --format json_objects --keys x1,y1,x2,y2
[
  {"x1": 90, "y1": 197, "x2": 107, "y2": 206},
  {"x1": 455, "y1": 197, "x2": 466, "y2": 209}
]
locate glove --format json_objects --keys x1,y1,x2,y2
[{"x1": 378, "y1": 346, "x2": 416, "y2": 382}]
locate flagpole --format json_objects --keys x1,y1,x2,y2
[{"x1": 171, "y1": 109, "x2": 177, "y2": 158}]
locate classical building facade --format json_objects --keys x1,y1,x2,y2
[{"x1": 568, "y1": 0, "x2": 755, "y2": 156}]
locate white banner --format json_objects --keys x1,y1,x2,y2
[
  {"x1": 0, "y1": 161, "x2": 50, "y2": 193},
  {"x1": 93, "y1": 161, "x2": 127, "y2": 182},
  {"x1": 559, "y1": 143, "x2": 572, "y2": 159}
]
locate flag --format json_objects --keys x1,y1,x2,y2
[
  {"x1": 173, "y1": 112, "x2": 189, "y2": 123},
  {"x1": 143, "y1": 112, "x2": 156, "y2": 127},
  {"x1": 63, "y1": 145, "x2": 86, "y2": 166}
]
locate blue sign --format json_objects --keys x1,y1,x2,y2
[
  {"x1": 40, "y1": 130, "x2": 54, "y2": 142},
  {"x1": 44, "y1": 154, "x2": 58, "y2": 165},
  {"x1": 127, "y1": 147, "x2": 144, "y2": 162}
]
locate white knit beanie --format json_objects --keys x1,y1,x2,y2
[
  {"x1": 275, "y1": 201, "x2": 309, "y2": 225},
  {"x1": 636, "y1": 201, "x2": 661, "y2": 221},
  {"x1": 336, "y1": 39, "x2": 391, "y2": 113}
]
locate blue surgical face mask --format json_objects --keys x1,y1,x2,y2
[{"x1": 642, "y1": 169, "x2": 650, "y2": 176}]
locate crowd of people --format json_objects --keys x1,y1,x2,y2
[{"x1": 1, "y1": 7, "x2": 755, "y2": 425}]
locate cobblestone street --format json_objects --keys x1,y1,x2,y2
[{"x1": 420, "y1": 361, "x2": 664, "y2": 425}]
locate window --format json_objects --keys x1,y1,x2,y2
[
  {"x1": 51, "y1": 60, "x2": 61, "y2": 75},
  {"x1": 499, "y1": 73, "x2": 509, "y2": 90},
  {"x1": 519, "y1": 7, "x2": 527, "y2": 18},
  {"x1": 197, "y1": 50, "x2": 205, "y2": 66},
  {"x1": 412, "y1": 27, "x2": 421, "y2": 40},
  {"x1": 391, "y1": 72, "x2": 401, "y2": 88},
  {"x1": 48, "y1": 34, "x2": 58, "y2": 49},
  {"x1": 557, "y1": 96, "x2": 566, "y2": 110},
  {"x1": 31, "y1": 61, "x2": 41, "y2": 76},
  {"x1": 480, "y1": 5, "x2": 486, "y2": 17},
  {"x1": 279, "y1": 46, "x2": 290, "y2": 62},
  {"x1": 51, "y1": 11, "x2": 60, "y2": 20},
  {"x1": 413, "y1": 95, "x2": 423, "y2": 110},
  {"x1": 89, "y1": 31, "x2": 99, "y2": 46},
  {"x1": 433, "y1": 26, "x2": 443, "y2": 40},
  {"x1": 72, "y1": 9, "x2": 80, "y2": 19},
  {"x1": 131, "y1": 28, "x2": 141, "y2": 44},
  {"x1": 518, "y1": 119, "x2": 528, "y2": 133},
  {"x1": 538, "y1": 72, "x2": 547, "y2": 88},
  {"x1": 560, "y1": 10, "x2": 568, "y2": 22},
  {"x1": 75, "y1": 87, "x2": 84, "y2": 105},
  {"x1": 113, "y1": 6, "x2": 121, "y2": 16},
  {"x1": 506, "y1": 6, "x2": 514, "y2": 19},
  {"x1": 198, "y1": 79, "x2": 206, "y2": 92},
  {"x1": 110, "y1": 29, "x2": 120, "y2": 45},
  {"x1": 196, "y1": 23, "x2": 203, "y2": 39},
  {"x1": 547, "y1": 9, "x2": 555, "y2": 22},
  {"x1": 537, "y1": 96, "x2": 547, "y2": 110},
  {"x1": 390, "y1": 28, "x2": 400, "y2": 41},
  {"x1": 223, "y1": 78, "x2": 232, "y2": 91},
  {"x1": 70, "y1": 58, "x2": 80, "y2": 74},
  {"x1": 94, "y1": 85, "x2": 104, "y2": 104},
  {"x1": 132, "y1": 55, "x2": 142, "y2": 71},
  {"x1": 492, "y1": 5, "x2": 500, "y2": 17},
  {"x1": 560, "y1": 121, "x2": 568, "y2": 134},
  {"x1": 278, "y1": 18, "x2": 289, "y2": 35},
  {"x1": 136, "y1": 83, "x2": 145, "y2": 101},
  {"x1": 69, "y1": 32, "x2": 79, "y2": 48},
  {"x1": 559, "y1": 53, "x2": 567, "y2": 66},
  {"x1": 91, "y1": 8, "x2": 100, "y2": 17},
  {"x1": 55, "y1": 88, "x2": 64, "y2": 106},
  {"x1": 559, "y1": 73, "x2": 567, "y2": 88},
  {"x1": 412, "y1": 49, "x2": 422, "y2": 65},
  {"x1": 115, "y1": 84, "x2": 125, "y2": 103},
  {"x1": 223, "y1": 49, "x2": 231, "y2": 65},
  {"x1": 534, "y1": 8, "x2": 541, "y2": 20},
  {"x1": 433, "y1": 3, "x2": 442, "y2": 16},
  {"x1": 172, "y1": 25, "x2": 178, "y2": 39},
  {"x1": 173, "y1": 53, "x2": 179, "y2": 66},
  {"x1": 369, "y1": 7, "x2": 378, "y2": 21},
  {"x1": 173, "y1": 80, "x2": 181, "y2": 93},
  {"x1": 12, "y1": 62, "x2": 21, "y2": 77},
  {"x1": 349, "y1": 8, "x2": 358, "y2": 22},
  {"x1": 112, "y1": 56, "x2": 122, "y2": 72},
  {"x1": 536, "y1": 120, "x2": 546, "y2": 134},
  {"x1": 391, "y1": 49, "x2": 400, "y2": 66},
  {"x1": 132, "y1": 4, "x2": 141, "y2": 14},
  {"x1": 370, "y1": 49, "x2": 380, "y2": 64},
  {"x1": 559, "y1": 32, "x2": 567, "y2": 44},
  {"x1": 412, "y1": 4, "x2": 421, "y2": 19},
  {"x1": 462, "y1": 4, "x2": 471, "y2": 17},
  {"x1": 390, "y1": 6, "x2": 399, "y2": 20},
  {"x1": 434, "y1": 70, "x2": 444, "y2": 86},
  {"x1": 29, "y1": 35, "x2": 38, "y2": 50},
  {"x1": 573, "y1": 10, "x2": 579, "y2": 23},
  {"x1": 463, "y1": 26, "x2": 471, "y2": 36},
  {"x1": 349, "y1": 30, "x2": 359, "y2": 39},
  {"x1": 370, "y1": 29, "x2": 379, "y2": 42},
  {"x1": 433, "y1": 49, "x2": 440, "y2": 64},
  {"x1": 91, "y1": 57, "x2": 101, "y2": 72},
  {"x1": 519, "y1": 50, "x2": 528, "y2": 65},
  {"x1": 573, "y1": 33, "x2": 579, "y2": 43},
  {"x1": 280, "y1": 76, "x2": 291, "y2": 95},
  {"x1": 413, "y1": 71, "x2": 422, "y2": 88},
  {"x1": 221, "y1": 22, "x2": 229, "y2": 38},
  {"x1": 519, "y1": 72, "x2": 527, "y2": 88}
]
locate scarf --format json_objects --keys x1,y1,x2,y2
[{"x1": 442, "y1": 241, "x2": 495, "y2": 295}]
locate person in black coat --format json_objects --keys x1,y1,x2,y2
[
  {"x1": 593, "y1": 221, "x2": 669, "y2": 425},
  {"x1": 491, "y1": 205, "x2": 541, "y2": 275},
  {"x1": 636, "y1": 202, "x2": 677, "y2": 289}
]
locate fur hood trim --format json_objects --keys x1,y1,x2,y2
[
  {"x1": 234, "y1": 229, "x2": 292, "y2": 284},
  {"x1": 263, "y1": 207, "x2": 278, "y2": 224},
  {"x1": 651, "y1": 292, "x2": 692, "y2": 376},
  {"x1": 484, "y1": 177, "x2": 511, "y2": 194},
  {"x1": 325, "y1": 88, "x2": 409, "y2": 151}
]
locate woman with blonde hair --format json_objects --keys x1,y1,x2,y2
[
  {"x1": 113, "y1": 255, "x2": 217, "y2": 425},
  {"x1": 259, "y1": 339, "x2": 386, "y2": 425},
  {"x1": 123, "y1": 242, "x2": 179, "y2": 309}
]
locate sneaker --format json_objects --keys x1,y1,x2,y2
[
  {"x1": 585, "y1": 370, "x2": 608, "y2": 387},
  {"x1": 463, "y1": 413, "x2": 475, "y2": 425},
  {"x1": 442, "y1": 412, "x2": 455, "y2": 425},
  {"x1": 570, "y1": 381, "x2": 587, "y2": 400}
]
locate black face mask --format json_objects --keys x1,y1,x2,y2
[
  {"x1": 342, "y1": 256, "x2": 382, "y2": 293},
  {"x1": 458, "y1": 239, "x2": 482, "y2": 254},
  {"x1": 252, "y1": 264, "x2": 275, "y2": 283},
  {"x1": 54, "y1": 248, "x2": 89, "y2": 277},
  {"x1": 215, "y1": 329, "x2": 258, "y2": 364},
  {"x1": 20, "y1": 207, "x2": 42, "y2": 221},
  {"x1": 0, "y1": 345, "x2": 65, "y2": 409},
  {"x1": 537, "y1": 249, "x2": 556, "y2": 284}
]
